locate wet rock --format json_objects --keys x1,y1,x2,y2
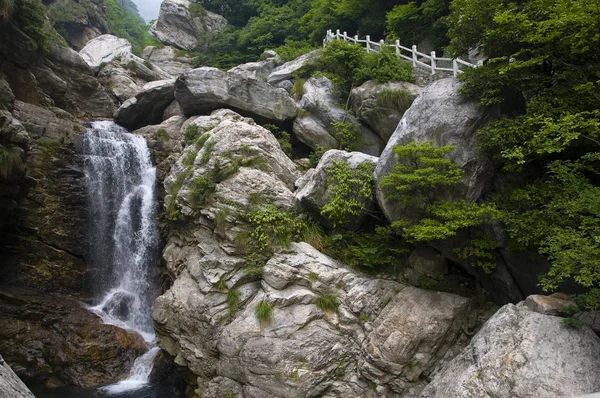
[{"x1": 0, "y1": 288, "x2": 147, "y2": 388}]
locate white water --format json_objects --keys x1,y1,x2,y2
[{"x1": 83, "y1": 121, "x2": 159, "y2": 394}]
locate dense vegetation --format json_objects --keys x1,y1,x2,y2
[
  {"x1": 191, "y1": 0, "x2": 452, "y2": 68},
  {"x1": 104, "y1": 0, "x2": 158, "y2": 54}
]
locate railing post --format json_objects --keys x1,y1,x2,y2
[
  {"x1": 431, "y1": 51, "x2": 436, "y2": 75},
  {"x1": 343, "y1": 31, "x2": 347, "y2": 41},
  {"x1": 336, "y1": 29, "x2": 341, "y2": 40},
  {"x1": 412, "y1": 45, "x2": 417, "y2": 67},
  {"x1": 366, "y1": 35, "x2": 370, "y2": 52},
  {"x1": 395, "y1": 40, "x2": 400, "y2": 57},
  {"x1": 354, "y1": 35, "x2": 359, "y2": 43},
  {"x1": 453, "y1": 59, "x2": 458, "y2": 77},
  {"x1": 380, "y1": 39, "x2": 384, "y2": 52}
]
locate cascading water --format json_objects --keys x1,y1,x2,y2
[{"x1": 83, "y1": 120, "x2": 160, "y2": 394}]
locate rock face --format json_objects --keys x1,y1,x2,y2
[
  {"x1": 46, "y1": 0, "x2": 110, "y2": 50},
  {"x1": 175, "y1": 67, "x2": 298, "y2": 123},
  {"x1": 293, "y1": 77, "x2": 384, "y2": 156},
  {"x1": 0, "y1": 288, "x2": 147, "y2": 388},
  {"x1": 267, "y1": 50, "x2": 320, "y2": 86},
  {"x1": 151, "y1": 0, "x2": 227, "y2": 51},
  {"x1": 228, "y1": 60, "x2": 278, "y2": 81},
  {"x1": 374, "y1": 78, "x2": 497, "y2": 222},
  {"x1": 351, "y1": 80, "x2": 422, "y2": 142},
  {"x1": 0, "y1": 355, "x2": 35, "y2": 398},
  {"x1": 143, "y1": 46, "x2": 194, "y2": 76},
  {"x1": 79, "y1": 34, "x2": 133, "y2": 70},
  {"x1": 295, "y1": 149, "x2": 378, "y2": 230},
  {"x1": 115, "y1": 79, "x2": 176, "y2": 130},
  {"x1": 421, "y1": 303, "x2": 600, "y2": 398},
  {"x1": 153, "y1": 109, "x2": 475, "y2": 397}
]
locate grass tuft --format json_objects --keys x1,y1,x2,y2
[
  {"x1": 255, "y1": 300, "x2": 273, "y2": 328},
  {"x1": 316, "y1": 295, "x2": 340, "y2": 313}
]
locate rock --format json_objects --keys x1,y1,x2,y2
[
  {"x1": 295, "y1": 149, "x2": 378, "y2": 230},
  {"x1": 46, "y1": 0, "x2": 111, "y2": 51},
  {"x1": 228, "y1": 60, "x2": 277, "y2": 81},
  {"x1": 420, "y1": 304, "x2": 600, "y2": 398},
  {"x1": 351, "y1": 80, "x2": 422, "y2": 142},
  {"x1": 0, "y1": 288, "x2": 147, "y2": 388},
  {"x1": 150, "y1": 0, "x2": 227, "y2": 51},
  {"x1": 0, "y1": 77, "x2": 15, "y2": 110},
  {"x1": 175, "y1": 67, "x2": 298, "y2": 123},
  {"x1": 0, "y1": 355, "x2": 35, "y2": 398},
  {"x1": 408, "y1": 246, "x2": 448, "y2": 280},
  {"x1": 4, "y1": 101, "x2": 88, "y2": 294},
  {"x1": 133, "y1": 116, "x2": 186, "y2": 179},
  {"x1": 142, "y1": 46, "x2": 194, "y2": 76},
  {"x1": 374, "y1": 78, "x2": 497, "y2": 223},
  {"x1": 293, "y1": 77, "x2": 384, "y2": 156},
  {"x1": 79, "y1": 34, "x2": 132, "y2": 70},
  {"x1": 276, "y1": 80, "x2": 293, "y2": 93},
  {"x1": 524, "y1": 293, "x2": 575, "y2": 316},
  {"x1": 115, "y1": 79, "x2": 176, "y2": 130},
  {"x1": 267, "y1": 50, "x2": 320, "y2": 86},
  {"x1": 163, "y1": 100, "x2": 182, "y2": 119}
]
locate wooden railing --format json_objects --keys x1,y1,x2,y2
[{"x1": 323, "y1": 29, "x2": 478, "y2": 77}]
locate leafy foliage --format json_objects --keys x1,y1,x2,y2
[
  {"x1": 386, "y1": 0, "x2": 450, "y2": 48},
  {"x1": 104, "y1": 0, "x2": 155, "y2": 55},
  {"x1": 379, "y1": 142, "x2": 500, "y2": 242},
  {"x1": 321, "y1": 160, "x2": 375, "y2": 227}
]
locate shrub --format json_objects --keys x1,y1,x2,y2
[
  {"x1": 272, "y1": 39, "x2": 315, "y2": 62},
  {"x1": 332, "y1": 121, "x2": 361, "y2": 151},
  {"x1": 226, "y1": 289, "x2": 240, "y2": 315},
  {"x1": 188, "y1": 2, "x2": 207, "y2": 18},
  {"x1": 262, "y1": 124, "x2": 292, "y2": 158},
  {"x1": 182, "y1": 148, "x2": 198, "y2": 167},
  {"x1": 154, "y1": 128, "x2": 170, "y2": 141},
  {"x1": 308, "y1": 146, "x2": 326, "y2": 168},
  {"x1": 316, "y1": 295, "x2": 340, "y2": 313},
  {"x1": 321, "y1": 160, "x2": 375, "y2": 228},
  {"x1": 255, "y1": 300, "x2": 273, "y2": 328},
  {"x1": 376, "y1": 88, "x2": 413, "y2": 114},
  {"x1": 184, "y1": 123, "x2": 200, "y2": 143},
  {"x1": 189, "y1": 174, "x2": 216, "y2": 208},
  {"x1": 291, "y1": 78, "x2": 305, "y2": 100}
]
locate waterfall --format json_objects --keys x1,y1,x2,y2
[{"x1": 83, "y1": 120, "x2": 159, "y2": 394}]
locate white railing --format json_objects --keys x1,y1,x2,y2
[{"x1": 323, "y1": 29, "x2": 478, "y2": 77}]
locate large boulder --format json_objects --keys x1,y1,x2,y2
[
  {"x1": 79, "y1": 34, "x2": 132, "y2": 70},
  {"x1": 0, "y1": 355, "x2": 35, "y2": 398},
  {"x1": 142, "y1": 46, "x2": 194, "y2": 76},
  {"x1": 374, "y1": 78, "x2": 497, "y2": 222},
  {"x1": 150, "y1": 0, "x2": 227, "y2": 52},
  {"x1": 153, "y1": 109, "x2": 477, "y2": 397},
  {"x1": 351, "y1": 80, "x2": 422, "y2": 142},
  {"x1": 174, "y1": 67, "x2": 298, "y2": 123},
  {"x1": 0, "y1": 288, "x2": 147, "y2": 388},
  {"x1": 295, "y1": 149, "x2": 378, "y2": 230},
  {"x1": 114, "y1": 79, "x2": 176, "y2": 130},
  {"x1": 228, "y1": 59, "x2": 278, "y2": 82},
  {"x1": 293, "y1": 77, "x2": 384, "y2": 156},
  {"x1": 420, "y1": 303, "x2": 600, "y2": 398},
  {"x1": 267, "y1": 50, "x2": 320, "y2": 86}
]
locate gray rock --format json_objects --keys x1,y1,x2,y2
[
  {"x1": 114, "y1": 79, "x2": 176, "y2": 130},
  {"x1": 351, "y1": 80, "x2": 422, "y2": 142},
  {"x1": 150, "y1": 0, "x2": 226, "y2": 51},
  {"x1": 175, "y1": 67, "x2": 298, "y2": 122},
  {"x1": 524, "y1": 293, "x2": 575, "y2": 316},
  {"x1": 142, "y1": 46, "x2": 194, "y2": 76},
  {"x1": 407, "y1": 246, "x2": 448, "y2": 280},
  {"x1": 276, "y1": 80, "x2": 293, "y2": 93},
  {"x1": 267, "y1": 50, "x2": 320, "y2": 86},
  {"x1": 420, "y1": 304, "x2": 600, "y2": 398},
  {"x1": 295, "y1": 149, "x2": 378, "y2": 230},
  {"x1": 293, "y1": 77, "x2": 384, "y2": 156},
  {"x1": 163, "y1": 100, "x2": 183, "y2": 120},
  {"x1": 228, "y1": 60, "x2": 276, "y2": 81},
  {"x1": 79, "y1": 34, "x2": 132, "y2": 70},
  {"x1": 0, "y1": 355, "x2": 35, "y2": 398},
  {"x1": 374, "y1": 78, "x2": 497, "y2": 223}
]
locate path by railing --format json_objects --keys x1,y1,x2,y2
[{"x1": 323, "y1": 29, "x2": 478, "y2": 77}]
